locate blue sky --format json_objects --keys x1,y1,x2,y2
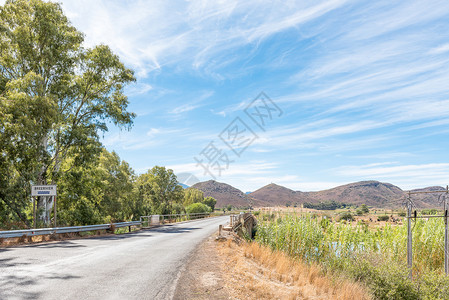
[{"x1": 17, "y1": 0, "x2": 449, "y2": 191}]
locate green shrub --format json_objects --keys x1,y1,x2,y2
[
  {"x1": 349, "y1": 255, "x2": 419, "y2": 300},
  {"x1": 378, "y1": 215, "x2": 389, "y2": 221},
  {"x1": 339, "y1": 212, "x2": 354, "y2": 221},
  {"x1": 422, "y1": 209, "x2": 438, "y2": 215},
  {"x1": 185, "y1": 203, "x2": 211, "y2": 214}
]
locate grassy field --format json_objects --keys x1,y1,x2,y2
[{"x1": 254, "y1": 211, "x2": 449, "y2": 299}]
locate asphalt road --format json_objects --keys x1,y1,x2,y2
[{"x1": 0, "y1": 216, "x2": 229, "y2": 300}]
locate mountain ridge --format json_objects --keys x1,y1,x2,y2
[{"x1": 190, "y1": 179, "x2": 447, "y2": 208}]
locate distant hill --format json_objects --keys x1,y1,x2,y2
[
  {"x1": 191, "y1": 180, "x2": 267, "y2": 208},
  {"x1": 303, "y1": 181, "x2": 404, "y2": 207},
  {"x1": 192, "y1": 180, "x2": 447, "y2": 208},
  {"x1": 250, "y1": 183, "x2": 307, "y2": 206},
  {"x1": 407, "y1": 186, "x2": 447, "y2": 208},
  {"x1": 178, "y1": 183, "x2": 189, "y2": 189}
]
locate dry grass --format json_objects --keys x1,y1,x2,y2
[{"x1": 217, "y1": 236, "x2": 371, "y2": 300}]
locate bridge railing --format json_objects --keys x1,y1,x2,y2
[
  {"x1": 0, "y1": 221, "x2": 141, "y2": 239},
  {"x1": 140, "y1": 212, "x2": 211, "y2": 227},
  {"x1": 1, "y1": 212, "x2": 214, "y2": 239}
]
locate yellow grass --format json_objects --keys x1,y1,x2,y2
[{"x1": 218, "y1": 237, "x2": 371, "y2": 300}]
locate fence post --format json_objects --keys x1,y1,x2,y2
[{"x1": 407, "y1": 192, "x2": 413, "y2": 280}]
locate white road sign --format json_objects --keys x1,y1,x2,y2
[{"x1": 31, "y1": 185, "x2": 57, "y2": 196}]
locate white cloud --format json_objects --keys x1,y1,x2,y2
[{"x1": 429, "y1": 43, "x2": 449, "y2": 55}]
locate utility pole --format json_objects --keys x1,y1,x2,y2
[
  {"x1": 407, "y1": 191, "x2": 413, "y2": 280},
  {"x1": 446, "y1": 186, "x2": 449, "y2": 275}
]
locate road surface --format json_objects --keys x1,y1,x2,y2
[{"x1": 0, "y1": 216, "x2": 228, "y2": 300}]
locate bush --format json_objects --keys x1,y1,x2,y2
[
  {"x1": 339, "y1": 212, "x2": 354, "y2": 221},
  {"x1": 422, "y1": 209, "x2": 438, "y2": 215},
  {"x1": 378, "y1": 215, "x2": 389, "y2": 221},
  {"x1": 398, "y1": 211, "x2": 406, "y2": 217},
  {"x1": 349, "y1": 255, "x2": 419, "y2": 300},
  {"x1": 185, "y1": 203, "x2": 211, "y2": 214}
]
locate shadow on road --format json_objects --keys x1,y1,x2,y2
[
  {"x1": 0, "y1": 258, "x2": 32, "y2": 268},
  {"x1": 29, "y1": 240, "x2": 87, "y2": 249},
  {"x1": 149, "y1": 225, "x2": 200, "y2": 234},
  {"x1": 0, "y1": 272, "x2": 81, "y2": 300}
]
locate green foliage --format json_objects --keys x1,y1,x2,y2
[
  {"x1": 227, "y1": 204, "x2": 232, "y2": 211},
  {"x1": 183, "y1": 188, "x2": 204, "y2": 207},
  {"x1": 422, "y1": 209, "x2": 438, "y2": 215},
  {"x1": 378, "y1": 215, "x2": 390, "y2": 221},
  {"x1": 339, "y1": 211, "x2": 354, "y2": 221},
  {"x1": 57, "y1": 148, "x2": 137, "y2": 225},
  {"x1": 185, "y1": 202, "x2": 211, "y2": 214},
  {"x1": 360, "y1": 204, "x2": 369, "y2": 214},
  {"x1": 303, "y1": 200, "x2": 348, "y2": 210},
  {"x1": 136, "y1": 166, "x2": 184, "y2": 215},
  {"x1": 349, "y1": 255, "x2": 419, "y2": 300},
  {"x1": 255, "y1": 215, "x2": 449, "y2": 299},
  {"x1": 0, "y1": 0, "x2": 135, "y2": 224},
  {"x1": 202, "y1": 196, "x2": 217, "y2": 211}
]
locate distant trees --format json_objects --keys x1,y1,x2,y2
[
  {"x1": 303, "y1": 201, "x2": 348, "y2": 210},
  {"x1": 356, "y1": 204, "x2": 370, "y2": 215}
]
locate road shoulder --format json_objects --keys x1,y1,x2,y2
[{"x1": 173, "y1": 233, "x2": 230, "y2": 300}]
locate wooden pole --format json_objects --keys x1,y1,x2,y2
[{"x1": 407, "y1": 192, "x2": 413, "y2": 280}]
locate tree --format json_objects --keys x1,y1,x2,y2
[
  {"x1": 136, "y1": 166, "x2": 184, "y2": 215},
  {"x1": 0, "y1": 0, "x2": 135, "y2": 224},
  {"x1": 183, "y1": 188, "x2": 204, "y2": 207},
  {"x1": 202, "y1": 196, "x2": 216, "y2": 211},
  {"x1": 185, "y1": 203, "x2": 211, "y2": 214},
  {"x1": 360, "y1": 204, "x2": 369, "y2": 214},
  {"x1": 57, "y1": 148, "x2": 137, "y2": 225}
]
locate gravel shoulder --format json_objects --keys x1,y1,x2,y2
[{"x1": 173, "y1": 234, "x2": 230, "y2": 300}]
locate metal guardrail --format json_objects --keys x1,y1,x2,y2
[
  {"x1": 0, "y1": 221, "x2": 141, "y2": 239},
  {"x1": 0, "y1": 212, "x2": 214, "y2": 239},
  {"x1": 140, "y1": 212, "x2": 211, "y2": 227}
]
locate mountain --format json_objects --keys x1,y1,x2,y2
[
  {"x1": 407, "y1": 186, "x2": 447, "y2": 208},
  {"x1": 250, "y1": 183, "x2": 307, "y2": 206},
  {"x1": 191, "y1": 180, "x2": 267, "y2": 208},
  {"x1": 303, "y1": 181, "x2": 404, "y2": 207},
  {"x1": 192, "y1": 180, "x2": 447, "y2": 208},
  {"x1": 178, "y1": 183, "x2": 189, "y2": 189}
]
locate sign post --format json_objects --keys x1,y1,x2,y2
[{"x1": 31, "y1": 185, "x2": 57, "y2": 228}]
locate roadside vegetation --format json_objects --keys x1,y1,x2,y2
[
  {"x1": 217, "y1": 234, "x2": 370, "y2": 299},
  {"x1": 255, "y1": 212, "x2": 449, "y2": 299},
  {"x1": 0, "y1": 0, "x2": 217, "y2": 230}
]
